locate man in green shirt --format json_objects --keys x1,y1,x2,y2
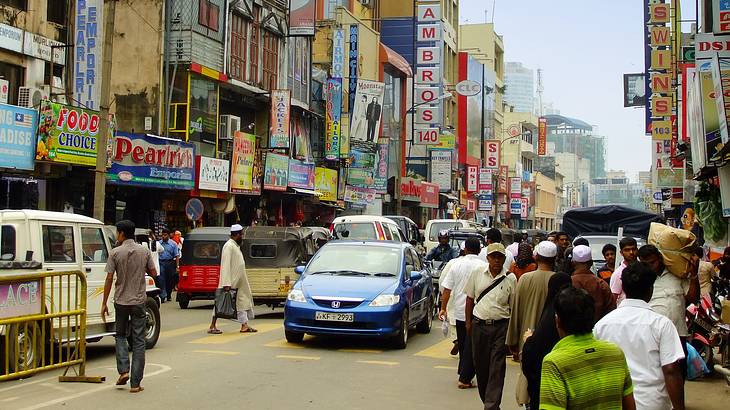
[{"x1": 540, "y1": 287, "x2": 636, "y2": 410}]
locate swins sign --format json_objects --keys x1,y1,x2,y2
[{"x1": 107, "y1": 132, "x2": 196, "y2": 190}]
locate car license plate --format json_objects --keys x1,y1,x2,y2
[
  {"x1": 278, "y1": 283, "x2": 292, "y2": 293},
  {"x1": 315, "y1": 311, "x2": 354, "y2": 322}
]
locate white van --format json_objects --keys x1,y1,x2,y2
[
  {"x1": 0, "y1": 210, "x2": 161, "y2": 370},
  {"x1": 330, "y1": 215, "x2": 405, "y2": 242},
  {"x1": 423, "y1": 219, "x2": 477, "y2": 253}
]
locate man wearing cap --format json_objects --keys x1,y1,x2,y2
[
  {"x1": 570, "y1": 245, "x2": 616, "y2": 321},
  {"x1": 439, "y1": 237, "x2": 488, "y2": 389},
  {"x1": 426, "y1": 230, "x2": 459, "y2": 265},
  {"x1": 479, "y1": 228, "x2": 515, "y2": 272},
  {"x1": 507, "y1": 240, "x2": 557, "y2": 406},
  {"x1": 208, "y1": 224, "x2": 256, "y2": 334},
  {"x1": 465, "y1": 242, "x2": 516, "y2": 409}
]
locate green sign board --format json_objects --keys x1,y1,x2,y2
[{"x1": 682, "y1": 46, "x2": 695, "y2": 62}]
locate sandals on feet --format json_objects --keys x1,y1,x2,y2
[
  {"x1": 240, "y1": 327, "x2": 258, "y2": 333},
  {"x1": 207, "y1": 328, "x2": 223, "y2": 334},
  {"x1": 116, "y1": 373, "x2": 130, "y2": 386},
  {"x1": 130, "y1": 386, "x2": 144, "y2": 393},
  {"x1": 457, "y1": 382, "x2": 475, "y2": 389}
]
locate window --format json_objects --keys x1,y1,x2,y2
[
  {"x1": 409, "y1": 249, "x2": 422, "y2": 271},
  {"x1": 262, "y1": 30, "x2": 279, "y2": 90},
  {"x1": 1, "y1": 225, "x2": 16, "y2": 260},
  {"x1": 0, "y1": 0, "x2": 26, "y2": 10},
  {"x1": 81, "y1": 227, "x2": 108, "y2": 263},
  {"x1": 44, "y1": 62, "x2": 64, "y2": 87},
  {"x1": 198, "y1": 0, "x2": 219, "y2": 32},
  {"x1": 192, "y1": 242, "x2": 221, "y2": 259},
  {"x1": 404, "y1": 248, "x2": 416, "y2": 273},
  {"x1": 250, "y1": 244, "x2": 276, "y2": 258},
  {"x1": 42, "y1": 225, "x2": 75, "y2": 263},
  {"x1": 382, "y1": 223, "x2": 392, "y2": 241},
  {"x1": 47, "y1": 0, "x2": 67, "y2": 25},
  {"x1": 249, "y1": 5, "x2": 261, "y2": 84},
  {"x1": 229, "y1": 13, "x2": 249, "y2": 82}
]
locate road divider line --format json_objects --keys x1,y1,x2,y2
[
  {"x1": 276, "y1": 354, "x2": 320, "y2": 361},
  {"x1": 188, "y1": 323, "x2": 282, "y2": 345},
  {"x1": 161, "y1": 322, "x2": 235, "y2": 338},
  {"x1": 413, "y1": 338, "x2": 457, "y2": 360},
  {"x1": 338, "y1": 348, "x2": 383, "y2": 354},
  {"x1": 1, "y1": 396, "x2": 19, "y2": 403},
  {"x1": 39, "y1": 383, "x2": 74, "y2": 393},
  {"x1": 264, "y1": 339, "x2": 305, "y2": 349},
  {"x1": 356, "y1": 360, "x2": 399, "y2": 366},
  {"x1": 434, "y1": 365, "x2": 458, "y2": 370},
  {"x1": 192, "y1": 350, "x2": 240, "y2": 356}
]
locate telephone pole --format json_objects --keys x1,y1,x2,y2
[{"x1": 93, "y1": 0, "x2": 118, "y2": 222}]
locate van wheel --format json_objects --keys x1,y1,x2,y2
[
  {"x1": 7, "y1": 322, "x2": 45, "y2": 375},
  {"x1": 417, "y1": 298, "x2": 433, "y2": 334},
  {"x1": 129, "y1": 298, "x2": 161, "y2": 349},
  {"x1": 285, "y1": 330, "x2": 304, "y2": 343},
  {"x1": 177, "y1": 294, "x2": 190, "y2": 309}
]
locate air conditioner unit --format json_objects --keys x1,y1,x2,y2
[
  {"x1": 219, "y1": 115, "x2": 241, "y2": 140},
  {"x1": 18, "y1": 86, "x2": 48, "y2": 108}
]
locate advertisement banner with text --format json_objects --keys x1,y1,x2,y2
[
  {"x1": 270, "y1": 89, "x2": 291, "y2": 148},
  {"x1": 36, "y1": 100, "x2": 99, "y2": 166}
]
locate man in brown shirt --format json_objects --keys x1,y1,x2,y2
[
  {"x1": 102, "y1": 220, "x2": 157, "y2": 393},
  {"x1": 570, "y1": 245, "x2": 616, "y2": 321}
]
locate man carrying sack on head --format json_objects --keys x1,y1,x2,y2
[{"x1": 208, "y1": 224, "x2": 257, "y2": 334}]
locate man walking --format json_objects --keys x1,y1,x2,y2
[
  {"x1": 157, "y1": 228, "x2": 179, "y2": 302},
  {"x1": 439, "y1": 237, "x2": 488, "y2": 389},
  {"x1": 465, "y1": 243, "x2": 516, "y2": 409},
  {"x1": 102, "y1": 220, "x2": 157, "y2": 393},
  {"x1": 609, "y1": 237, "x2": 639, "y2": 305},
  {"x1": 540, "y1": 287, "x2": 636, "y2": 409},
  {"x1": 209, "y1": 224, "x2": 256, "y2": 334},
  {"x1": 570, "y1": 245, "x2": 616, "y2": 321},
  {"x1": 479, "y1": 228, "x2": 515, "y2": 271},
  {"x1": 594, "y1": 261, "x2": 686, "y2": 410},
  {"x1": 366, "y1": 96, "x2": 382, "y2": 143}
]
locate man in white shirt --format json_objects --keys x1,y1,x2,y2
[
  {"x1": 465, "y1": 242, "x2": 516, "y2": 409},
  {"x1": 439, "y1": 237, "x2": 488, "y2": 389},
  {"x1": 479, "y1": 228, "x2": 514, "y2": 272},
  {"x1": 594, "y1": 261, "x2": 686, "y2": 410}
]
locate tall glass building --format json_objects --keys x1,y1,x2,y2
[{"x1": 504, "y1": 62, "x2": 535, "y2": 113}]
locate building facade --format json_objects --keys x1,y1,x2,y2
[{"x1": 504, "y1": 61, "x2": 534, "y2": 113}]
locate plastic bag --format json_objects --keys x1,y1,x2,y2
[
  {"x1": 441, "y1": 319, "x2": 449, "y2": 337},
  {"x1": 214, "y1": 288, "x2": 238, "y2": 320},
  {"x1": 686, "y1": 342, "x2": 710, "y2": 380}
]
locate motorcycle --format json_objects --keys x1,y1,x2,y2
[{"x1": 687, "y1": 292, "x2": 730, "y2": 385}]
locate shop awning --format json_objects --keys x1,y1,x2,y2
[
  {"x1": 380, "y1": 44, "x2": 413, "y2": 77},
  {"x1": 291, "y1": 188, "x2": 323, "y2": 197},
  {"x1": 440, "y1": 193, "x2": 458, "y2": 201}
]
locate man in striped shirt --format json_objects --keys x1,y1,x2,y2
[{"x1": 540, "y1": 287, "x2": 636, "y2": 410}]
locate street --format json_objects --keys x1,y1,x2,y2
[{"x1": 0, "y1": 301, "x2": 728, "y2": 409}]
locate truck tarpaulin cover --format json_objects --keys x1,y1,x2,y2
[{"x1": 562, "y1": 205, "x2": 664, "y2": 239}]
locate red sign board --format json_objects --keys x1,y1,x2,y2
[
  {"x1": 498, "y1": 165, "x2": 508, "y2": 193},
  {"x1": 538, "y1": 117, "x2": 547, "y2": 155},
  {"x1": 420, "y1": 182, "x2": 439, "y2": 208},
  {"x1": 466, "y1": 166, "x2": 478, "y2": 192},
  {"x1": 467, "y1": 199, "x2": 477, "y2": 212},
  {"x1": 484, "y1": 140, "x2": 500, "y2": 168},
  {"x1": 400, "y1": 177, "x2": 422, "y2": 202}
]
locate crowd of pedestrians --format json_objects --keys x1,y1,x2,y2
[{"x1": 436, "y1": 227, "x2": 720, "y2": 410}]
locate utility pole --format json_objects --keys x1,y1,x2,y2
[{"x1": 93, "y1": 0, "x2": 118, "y2": 222}]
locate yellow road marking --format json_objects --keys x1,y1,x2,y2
[
  {"x1": 413, "y1": 337, "x2": 458, "y2": 360},
  {"x1": 188, "y1": 323, "x2": 281, "y2": 345},
  {"x1": 193, "y1": 350, "x2": 240, "y2": 356},
  {"x1": 276, "y1": 354, "x2": 320, "y2": 361},
  {"x1": 161, "y1": 322, "x2": 234, "y2": 338},
  {"x1": 434, "y1": 365, "x2": 458, "y2": 370},
  {"x1": 1, "y1": 397, "x2": 19, "y2": 403},
  {"x1": 264, "y1": 338, "x2": 305, "y2": 349},
  {"x1": 338, "y1": 348, "x2": 383, "y2": 354},
  {"x1": 356, "y1": 360, "x2": 399, "y2": 366}
]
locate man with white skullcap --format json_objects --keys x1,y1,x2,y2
[{"x1": 570, "y1": 245, "x2": 616, "y2": 321}]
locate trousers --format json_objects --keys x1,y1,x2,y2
[
  {"x1": 114, "y1": 303, "x2": 146, "y2": 388},
  {"x1": 472, "y1": 319, "x2": 509, "y2": 410},
  {"x1": 160, "y1": 260, "x2": 176, "y2": 300},
  {"x1": 455, "y1": 320, "x2": 475, "y2": 383}
]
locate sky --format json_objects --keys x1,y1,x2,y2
[{"x1": 458, "y1": 0, "x2": 697, "y2": 177}]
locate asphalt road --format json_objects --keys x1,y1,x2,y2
[{"x1": 1, "y1": 300, "x2": 729, "y2": 409}]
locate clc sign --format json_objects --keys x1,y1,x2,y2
[{"x1": 456, "y1": 80, "x2": 481, "y2": 97}]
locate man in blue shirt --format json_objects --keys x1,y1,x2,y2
[
  {"x1": 425, "y1": 230, "x2": 459, "y2": 266},
  {"x1": 157, "y1": 228, "x2": 180, "y2": 302}
]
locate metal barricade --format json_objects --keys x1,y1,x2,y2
[{"x1": 0, "y1": 270, "x2": 103, "y2": 383}]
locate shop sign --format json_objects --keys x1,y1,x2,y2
[
  {"x1": 347, "y1": 167, "x2": 374, "y2": 187},
  {"x1": 0, "y1": 79, "x2": 9, "y2": 104},
  {"x1": 466, "y1": 166, "x2": 478, "y2": 192},
  {"x1": 315, "y1": 167, "x2": 338, "y2": 202},
  {"x1": 263, "y1": 152, "x2": 289, "y2": 191},
  {"x1": 429, "y1": 133, "x2": 455, "y2": 150},
  {"x1": 466, "y1": 199, "x2": 476, "y2": 212},
  {"x1": 498, "y1": 165, "x2": 508, "y2": 193},
  {"x1": 288, "y1": 159, "x2": 314, "y2": 190},
  {"x1": 374, "y1": 142, "x2": 389, "y2": 193},
  {"x1": 430, "y1": 150, "x2": 451, "y2": 191},
  {"x1": 74, "y1": 0, "x2": 103, "y2": 109},
  {"x1": 711, "y1": 54, "x2": 730, "y2": 146},
  {"x1": 198, "y1": 156, "x2": 230, "y2": 192},
  {"x1": 414, "y1": 127, "x2": 439, "y2": 145},
  {"x1": 350, "y1": 79, "x2": 384, "y2": 154},
  {"x1": 484, "y1": 140, "x2": 500, "y2": 168},
  {"x1": 713, "y1": 0, "x2": 730, "y2": 34},
  {"x1": 325, "y1": 78, "x2": 342, "y2": 159},
  {"x1": 230, "y1": 132, "x2": 259, "y2": 194},
  {"x1": 0, "y1": 23, "x2": 23, "y2": 53},
  {"x1": 288, "y1": 0, "x2": 316, "y2": 36},
  {"x1": 510, "y1": 198, "x2": 522, "y2": 215},
  {"x1": 520, "y1": 198, "x2": 529, "y2": 219},
  {"x1": 478, "y1": 197, "x2": 492, "y2": 212},
  {"x1": 0, "y1": 280, "x2": 40, "y2": 320},
  {"x1": 23, "y1": 32, "x2": 65, "y2": 65},
  {"x1": 538, "y1": 117, "x2": 547, "y2": 155},
  {"x1": 344, "y1": 185, "x2": 375, "y2": 205},
  {"x1": 36, "y1": 100, "x2": 99, "y2": 166},
  {"x1": 331, "y1": 28, "x2": 345, "y2": 78},
  {"x1": 478, "y1": 168, "x2": 493, "y2": 194},
  {"x1": 108, "y1": 132, "x2": 195, "y2": 189},
  {"x1": 509, "y1": 177, "x2": 522, "y2": 199},
  {"x1": 0, "y1": 103, "x2": 37, "y2": 170},
  {"x1": 400, "y1": 177, "x2": 422, "y2": 202},
  {"x1": 348, "y1": 25, "x2": 359, "y2": 110},
  {"x1": 644, "y1": 0, "x2": 671, "y2": 135},
  {"x1": 695, "y1": 33, "x2": 730, "y2": 59},
  {"x1": 420, "y1": 182, "x2": 439, "y2": 208},
  {"x1": 269, "y1": 89, "x2": 291, "y2": 148},
  {"x1": 348, "y1": 150, "x2": 376, "y2": 169}
]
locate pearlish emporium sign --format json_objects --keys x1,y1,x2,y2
[{"x1": 36, "y1": 100, "x2": 99, "y2": 166}]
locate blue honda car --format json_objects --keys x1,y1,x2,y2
[{"x1": 284, "y1": 241, "x2": 434, "y2": 348}]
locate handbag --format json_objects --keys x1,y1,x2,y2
[{"x1": 214, "y1": 288, "x2": 238, "y2": 320}]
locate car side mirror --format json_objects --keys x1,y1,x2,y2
[
  {"x1": 294, "y1": 266, "x2": 305, "y2": 275},
  {"x1": 410, "y1": 271, "x2": 423, "y2": 281}
]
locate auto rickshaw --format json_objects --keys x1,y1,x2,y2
[{"x1": 176, "y1": 226, "x2": 330, "y2": 309}]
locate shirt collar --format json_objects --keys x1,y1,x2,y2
[
  {"x1": 618, "y1": 298, "x2": 652, "y2": 310},
  {"x1": 554, "y1": 333, "x2": 595, "y2": 349},
  {"x1": 122, "y1": 239, "x2": 135, "y2": 246},
  {"x1": 464, "y1": 254, "x2": 481, "y2": 260}
]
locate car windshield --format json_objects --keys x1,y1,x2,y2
[
  {"x1": 333, "y1": 223, "x2": 376, "y2": 240},
  {"x1": 428, "y1": 222, "x2": 463, "y2": 241},
  {"x1": 306, "y1": 245, "x2": 402, "y2": 276},
  {"x1": 585, "y1": 236, "x2": 646, "y2": 263}
]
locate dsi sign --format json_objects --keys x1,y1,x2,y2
[{"x1": 0, "y1": 103, "x2": 38, "y2": 170}]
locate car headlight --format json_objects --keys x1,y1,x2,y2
[
  {"x1": 369, "y1": 294, "x2": 400, "y2": 307},
  {"x1": 287, "y1": 289, "x2": 306, "y2": 303}
]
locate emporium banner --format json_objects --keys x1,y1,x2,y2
[
  {"x1": 315, "y1": 167, "x2": 338, "y2": 202},
  {"x1": 288, "y1": 159, "x2": 315, "y2": 190},
  {"x1": 36, "y1": 100, "x2": 99, "y2": 166},
  {"x1": 74, "y1": 0, "x2": 103, "y2": 109},
  {"x1": 263, "y1": 152, "x2": 289, "y2": 191},
  {"x1": 230, "y1": 132, "x2": 260, "y2": 195},
  {"x1": 107, "y1": 132, "x2": 195, "y2": 189},
  {"x1": 325, "y1": 78, "x2": 343, "y2": 159},
  {"x1": 0, "y1": 103, "x2": 37, "y2": 170},
  {"x1": 270, "y1": 89, "x2": 291, "y2": 148}
]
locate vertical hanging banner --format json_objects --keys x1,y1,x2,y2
[
  {"x1": 466, "y1": 165, "x2": 478, "y2": 192},
  {"x1": 289, "y1": 0, "x2": 316, "y2": 36},
  {"x1": 230, "y1": 131, "x2": 257, "y2": 194},
  {"x1": 538, "y1": 117, "x2": 547, "y2": 155},
  {"x1": 415, "y1": 1, "x2": 443, "y2": 147},
  {"x1": 374, "y1": 142, "x2": 389, "y2": 193},
  {"x1": 331, "y1": 28, "x2": 345, "y2": 78},
  {"x1": 644, "y1": 0, "x2": 671, "y2": 135},
  {"x1": 74, "y1": 0, "x2": 103, "y2": 110},
  {"x1": 510, "y1": 177, "x2": 522, "y2": 199},
  {"x1": 269, "y1": 89, "x2": 291, "y2": 148},
  {"x1": 711, "y1": 54, "x2": 730, "y2": 148},
  {"x1": 430, "y1": 150, "x2": 452, "y2": 191},
  {"x1": 325, "y1": 78, "x2": 343, "y2": 159},
  {"x1": 484, "y1": 140, "x2": 500, "y2": 168},
  {"x1": 350, "y1": 79, "x2": 385, "y2": 154},
  {"x1": 348, "y1": 25, "x2": 359, "y2": 111}
]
